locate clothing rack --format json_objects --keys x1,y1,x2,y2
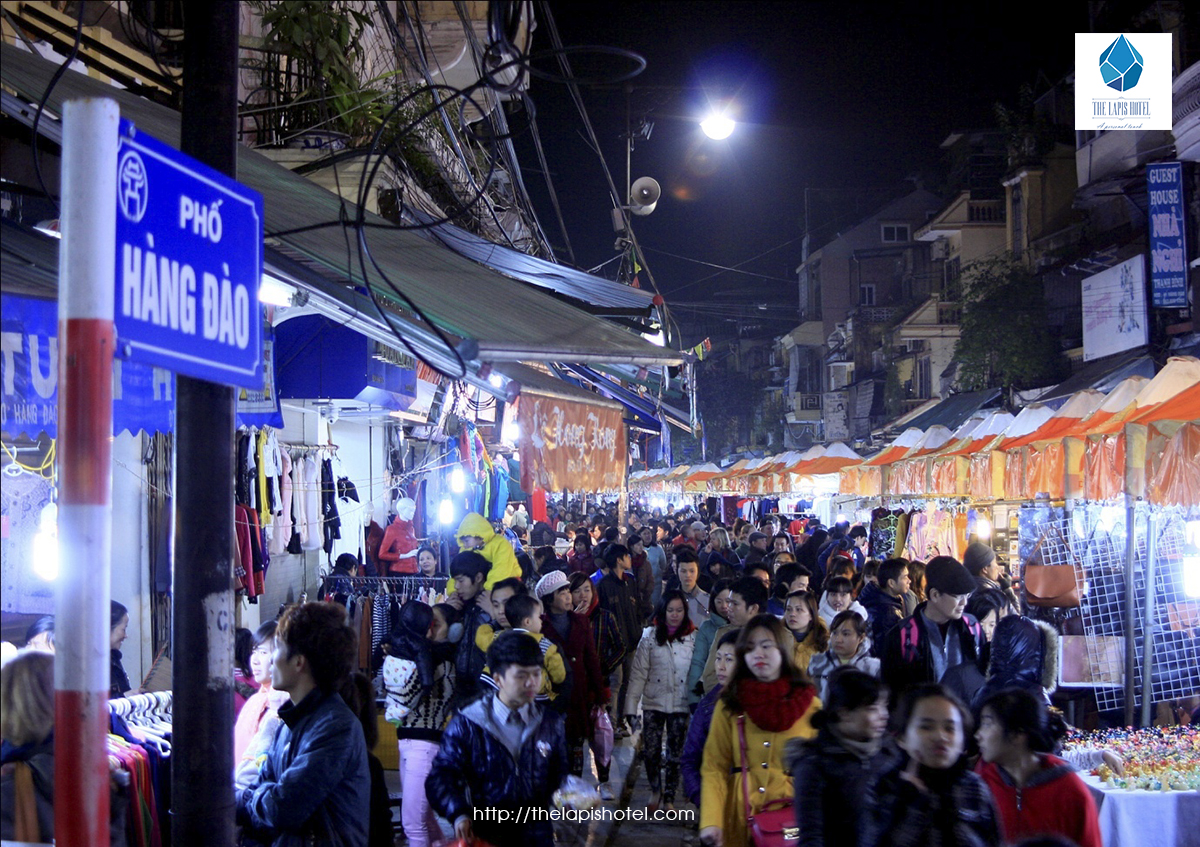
[
  {"x1": 332, "y1": 575, "x2": 448, "y2": 591},
  {"x1": 109, "y1": 690, "x2": 173, "y2": 725},
  {"x1": 278, "y1": 441, "x2": 339, "y2": 454}
]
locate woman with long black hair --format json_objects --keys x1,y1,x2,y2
[{"x1": 624, "y1": 589, "x2": 697, "y2": 812}]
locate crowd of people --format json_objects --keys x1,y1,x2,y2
[{"x1": 1, "y1": 503, "x2": 1111, "y2": 847}]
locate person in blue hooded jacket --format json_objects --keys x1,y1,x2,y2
[
  {"x1": 426, "y1": 630, "x2": 570, "y2": 845},
  {"x1": 236, "y1": 602, "x2": 369, "y2": 847}
]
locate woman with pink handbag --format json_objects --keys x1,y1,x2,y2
[{"x1": 699, "y1": 614, "x2": 821, "y2": 847}]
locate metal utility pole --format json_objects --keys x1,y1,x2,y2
[
  {"x1": 56, "y1": 96, "x2": 119, "y2": 847},
  {"x1": 173, "y1": 4, "x2": 240, "y2": 845}
]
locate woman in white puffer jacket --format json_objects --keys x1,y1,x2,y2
[{"x1": 624, "y1": 589, "x2": 697, "y2": 811}]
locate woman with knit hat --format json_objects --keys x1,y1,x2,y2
[{"x1": 699, "y1": 614, "x2": 821, "y2": 847}]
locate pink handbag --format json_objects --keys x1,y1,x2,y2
[
  {"x1": 592, "y1": 706, "x2": 614, "y2": 767},
  {"x1": 738, "y1": 715, "x2": 799, "y2": 846}
]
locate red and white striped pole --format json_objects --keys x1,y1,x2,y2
[{"x1": 56, "y1": 96, "x2": 119, "y2": 847}]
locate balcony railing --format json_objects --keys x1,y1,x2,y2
[{"x1": 967, "y1": 200, "x2": 1006, "y2": 223}]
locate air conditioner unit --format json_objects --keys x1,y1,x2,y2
[{"x1": 931, "y1": 239, "x2": 950, "y2": 260}]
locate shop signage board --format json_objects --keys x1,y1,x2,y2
[
  {"x1": 1, "y1": 293, "x2": 175, "y2": 438},
  {"x1": 1146, "y1": 162, "x2": 1189, "y2": 309},
  {"x1": 518, "y1": 393, "x2": 626, "y2": 492},
  {"x1": 1081, "y1": 255, "x2": 1149, "y2": 362},
  {"x1": 114, "y1": 119, "x2": 264, "y2": 389}
]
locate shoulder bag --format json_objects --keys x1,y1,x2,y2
[{"x1": 738, "y1": 715, "x2": 799, "y2": 847}]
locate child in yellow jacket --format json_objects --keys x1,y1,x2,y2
[
  {"x1": 455, "y1": 512, "x2": 521, "y2": 592},
  {"x1": 476, "y1": 593, "x2": 565, "y2": 703}
]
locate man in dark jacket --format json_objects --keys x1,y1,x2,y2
[
  {"x1": 447, "y1": 551, "x2": 493, "y2": 711},
  {"x1": 880, "y1": 557, "x2": 986, "y2": 702},
  {"x1": 595, "y1": 543, "x2": 642, "y2": 732},
  {"x1": 237, "y1": 602, "x2": 369, "y2": 847},
  {"x1": 426, "y1": 631, "x2": 570, "y2": 845},
  {"x1": 859, "y1": 558, "x2": 910, "y2": 655}
]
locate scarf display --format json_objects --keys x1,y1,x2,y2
[{"x1": 737, "y1": 677, "x2": 815, "y2": 732}]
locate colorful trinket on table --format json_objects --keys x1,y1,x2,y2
[{"x1": 1062, "y1": 725, "x2": 1200, "y2": 791}]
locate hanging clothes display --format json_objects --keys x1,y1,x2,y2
[
  {"x1": 270, "y1": 450, "x2": 293, "y2": 556},
  {"x1": 323, "y1": 576, "x2": 450, "y2": 674},
  {"x1": 321, "y1": 457, "x2": 341, "y2": 557},
  {"x1": 108, "y1": 693, "x2": 173, "y2": 847},
  {"x1": 301, "y1": 455, "x2": 322, "y2": 552}
]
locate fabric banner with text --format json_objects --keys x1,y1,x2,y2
[{"x1": 518, "y1": 392, "x2": 626, "y2": 493}]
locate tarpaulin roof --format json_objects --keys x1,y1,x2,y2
[
  {"x1": 1057, "y1": 375, "x2": 1151, "y2": 438},
  {"x1": 1000, "y1": 389, "x2": 1108, "y2": 449},
  {"x1": 901, "y1": 388, "x2": 1002, "y2": 432},
  {"x1": 993, "y1": 403, "x2": 1060, "y2": 451},
  {"x1": 937, "y1": 410, "x2": 1016, "y2": 457},
  {"x1": 865, "y1": 428, "x2": 926, "y2": 466},
  {"x1": 786, "y1": 442, "x2": 863, "y2": 475},
  {"x1": 0, "y1": 44, "x2": 681, "y2": 371},
  {"x1": 906, "y1": 425, "x2": 957, "y2": 457},
  {"x1": 1087, "y1": 357, "x2": 1200, "y2": 434}
]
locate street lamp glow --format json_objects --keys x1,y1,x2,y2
[{"x1": 700, "y1": 112, "x2": 735, "y2": 140}]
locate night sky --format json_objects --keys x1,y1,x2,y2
[{"x1": 514, "y1": 2, "x2": 1086, "y2": 343}]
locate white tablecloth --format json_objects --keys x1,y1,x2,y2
[{"x1": 1082, "y1": 774, "x2": 1200, "y2": 847}]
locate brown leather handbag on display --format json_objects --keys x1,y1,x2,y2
[{"x1": 1022, "y1": 529, "x2": 1081, "y2": 608}]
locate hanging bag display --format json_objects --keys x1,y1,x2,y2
[
  {"x1": 738, "y1": 715, "x2": 798, "y2": 847},
  {"x1": 1022, "y1": 529, "x2": 1081, "y2": 608}
]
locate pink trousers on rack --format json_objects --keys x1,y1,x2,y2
[{"x1": 398, "y1": 738, "x2": 442, "y2": 847}]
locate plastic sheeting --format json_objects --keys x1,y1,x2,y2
[
  {"x1": 1084, "y1": 433, "x2": 1125, "y2": 501},
  {"x1": 1146, "y1": 422, "x2": 1200, "y2": 507},
  {"x1": 1025, "y1": 442, "x2": 1065, "y2": 500},
  {"x1": 968, "y1": 453, "x2": 994, "y2": 501}
]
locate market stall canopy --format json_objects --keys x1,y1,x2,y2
[
  {"x1": 0, "y1": 44, "x2": 681, "y2": 374},
  {"x1": 1000, "y1": 389, "x2": 1108, "y2": 449},
  {"x1": 1058, "y1": 375, "x2": 1150, "y2": 438},
  {"x1": 938, "y1": 410, "x2": 1016, "y2": 457},
  {"x1": 992, "y1": 403, "x2": 1060, "y2": 451},
  {"x1": 1085, "y1": 357, "x2": 1200, "y2": 435},
  {"x1": 864, "y1": 428, "x2": 925, "y2": 466},
  {"x1": 787, "y1": 442, "x2": 863, "y2": 475}
]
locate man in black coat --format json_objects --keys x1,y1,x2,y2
[
  {"x1": 595, "y1": 543, "x2": 642, "y2": 729},
  {"x1": 859, "y1": 558, "x2": 910, "y2": 655},
  {"x1": 426, "y1": 631, "x2": 570, "y2": 845}
]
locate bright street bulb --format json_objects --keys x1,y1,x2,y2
[
  {"x1": 976, "y1": 517, "x2": 993, "y2": 541},
  {"x1": 700, "y1": 113, "x2": 735, "y2": 140},
  {"x1": 502, "y1": 421, "x2": 520, "y2": 444},
  {"x1": 438, "y1": 498, "x2": 455, "y2": 526},
  {"x1": 258, "y1": 275, "x2": 296, "y2": 307},
  {"x1": 31, "y1": 502, "x2": 58, "y2": 581},
  {"x1": 488, "y1": 373, "x2": 504, "y2": 388},
  {"x1": 450, "y1": 467, "x2": 466, "y2": 493}
]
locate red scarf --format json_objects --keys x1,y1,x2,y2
[{"x1": 738, "y1": 677, "x2": 815, "y2": 732}]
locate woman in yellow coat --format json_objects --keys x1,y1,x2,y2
[{"x1": 700, "y1": 614, "x2": 821, "y2": 847}]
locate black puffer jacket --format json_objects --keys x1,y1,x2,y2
[
  {"x1": 972, "y1": 615, "x2": 1058, "y2": 710},
  {"x1": 857, "y1": 581, "x2": 905, "y2": 656},
  {"x1": 786, "y1": 727, "x2": 896, "y2": 847},
  {"x1": 452, "y1": 598, "x2": 492, "y2": 711},
  {"x1": 426, "y1": 696, "x2": 569, "y2": 844}
]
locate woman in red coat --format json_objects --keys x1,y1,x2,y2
[{"x1": 974, "y1": 688, "x2": 1101, "y2": 847}]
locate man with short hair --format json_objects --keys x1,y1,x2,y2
[
  {"x1": 641, "y1": 525, "x2": 668, "y2": 608},
  {"x1": 447, "y1": 551, "x2": 494, "y2": 710},
  {"x1": 670, "y1": 522, "x2": 698, "y2": 552},
  {"x1": 427, "y1": 631, "x2": 569, "y2": 845},
  {"x1": 881, "y1": 556, "x2": 986, "y2": 700},
  {"x1": 858, "y1": 557, "x2": 910, "y2": 654},
  {"x1": 596, "y1": 544, "x2": 641, "y2": 732},
  {"x1": 742, "y1": 531, "x2": 771, "y2": 567},
  {"x1": 237, "y1": 602, "x2": 370, "y2": 847},
  {"x1": 674, "y1": 553, "x2": 710, "y2": 625},
  {"x1": 698, "y1": 576, "x2": 792, "y2": 694},
  {"x1": 847, "y1": 525, "x2": 869, "y2": 569}
]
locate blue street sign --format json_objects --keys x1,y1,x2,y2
[
  {"x1": 114, "y1": 119, "x2": 264, "y2": 388},
  {"x1": 1146, "y1": 162, "x2": 1189, "y2": 309}
]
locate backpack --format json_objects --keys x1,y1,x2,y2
[{"x1": 898, "y1": 614, "x2": 982, "y2": 663}]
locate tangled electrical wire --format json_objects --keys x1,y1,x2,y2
[
  {"x1": 23, "y1": 1, "x2": 654, "y2": 385},
  {"x1": 262, "y1": 6, "x2": 649, "y2": 382}
]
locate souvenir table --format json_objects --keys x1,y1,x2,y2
[{"x1": 1063, "y1": 726, "x2": 1200, "y2": 847}]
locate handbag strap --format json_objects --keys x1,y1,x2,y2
[{"x1": 738, "y1": 714, "x2": 755, "y2": 823}]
